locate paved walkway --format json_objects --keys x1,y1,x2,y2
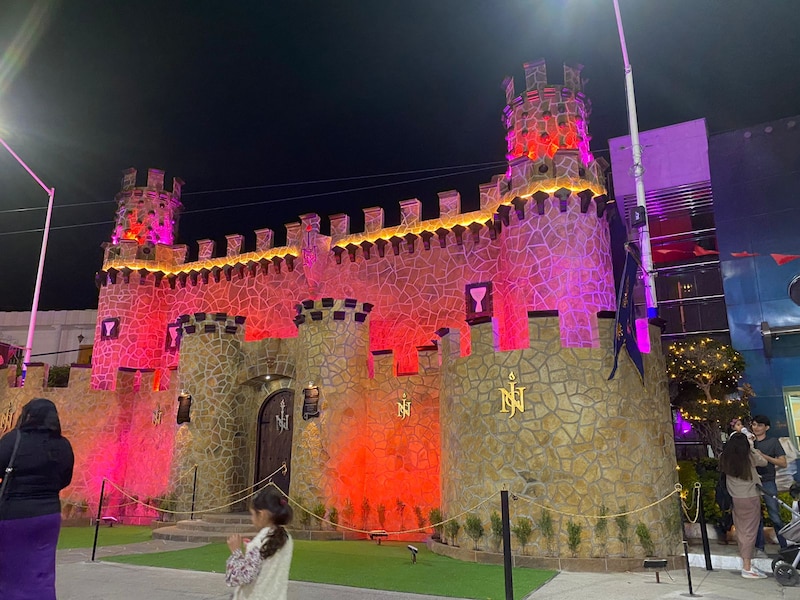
[{"x1": 54, "y1": 540, "x2": 800, "y2": 600}]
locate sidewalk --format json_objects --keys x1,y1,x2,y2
[{"x1": 54, "y1": 540, "x2": 800, "y2": 600}]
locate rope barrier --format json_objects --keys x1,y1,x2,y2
[
  {"x1": 102, "y1": 463, "x2": 287, "y2": 516},
  {"x1": 513, "y1": 483, "x2": 683, "y2": 521},
  {"x1": 270, "y1": 482, "x2": 502, "y2": 536}
]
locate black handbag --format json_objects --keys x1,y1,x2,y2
[
  {"x1": 715, "y1": 472, "x2": 733, "y2": 512},
  {"x1": 0, "y1": 430, "x2": 22, "y2": 512}
]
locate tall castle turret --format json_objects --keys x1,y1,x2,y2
[{"x1": 112, "y1": 168, "x2": 184, "y2": 250}]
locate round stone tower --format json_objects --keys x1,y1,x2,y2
[
  {"x1": 171, "y1": 312, "x2": 248, "y2": 514},
  {"x1": 289, "y1": 298, "x2": 372, "y2": 507}
]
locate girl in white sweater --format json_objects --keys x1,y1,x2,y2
[{"x1": 225, "y1": 487, "x2": 294, "y2": 599}]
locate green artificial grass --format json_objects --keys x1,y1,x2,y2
[
  {"x1": 57, "y1": 525, "x2": 153, "y2": 549},
  {"x1": 105, "y1": 540, "x2": 555, "y2": 599}
]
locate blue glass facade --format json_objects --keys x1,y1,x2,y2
[{"x1": 709, "y1": 116, "x2": 800, "y2": 436}]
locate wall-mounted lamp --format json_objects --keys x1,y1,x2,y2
[
  {"x1": 177, "y1": 390, "x2": 193, "y2": 424},
  {"x1": 77, "y1": 333, "x2": 85, "y2": 344},
  {"x1": 302, "y1": 383, "x2": 320, "y2": 420}
]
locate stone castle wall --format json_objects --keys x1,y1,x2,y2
[
  {"x1": 0, "y1": 364, "x2": 178, "y2": 515},
  {"x1": 439, "y1": 315, "x2": 679, "y2": 557}
]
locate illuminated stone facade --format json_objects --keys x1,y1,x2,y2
[{"x1": 0, "y1": 62, "x2": 679, "y2": 557}]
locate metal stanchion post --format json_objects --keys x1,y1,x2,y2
[
  {"x1": 697, "y1": 488, "x2": 713, "y2": 570},
  {"x1": 500, "y1": 490, "x2": 514, "y2": 600},
  {"x1": 91, "y1": 479, "x2": 106, "y2": 562},
  {"x1": 190, "y1": 465, "x2": 198, "y2": 519}
]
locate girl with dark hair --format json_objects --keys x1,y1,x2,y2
[
  {"x1": 0, "y1": 398, "x2": 74, "y2": 600},
  {"x1": 225, "y1": 486, "x2": 294, "y2": 599},
  {"x1": 719, "y1": 431, "x2": 768, "y2": 579}
]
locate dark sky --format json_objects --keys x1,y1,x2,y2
[{"x1": 1, "y1": 0, "x2": 798, "y2": 311}]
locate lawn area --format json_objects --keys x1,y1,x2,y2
[
  {"x1": 105, "y1": 540, "x2": 555, "y2": 599},
  {"x1": 57, "y1": 525, "x2": 153, "y2": 549}
]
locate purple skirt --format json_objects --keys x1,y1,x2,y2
[{"x1": 0, "y1": 512, "x2": 61, "y2": 600}]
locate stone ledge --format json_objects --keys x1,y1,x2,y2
[{"x1": 426, "y1": 540, "x2": 685, "y2": 572}]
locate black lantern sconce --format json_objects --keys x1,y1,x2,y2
[
  {"x1": 302, "y1": 383, "x2": 320, "y2": 420},
  {"x1": 177, "y1": 390, "x2": 193, "y2": 424}
]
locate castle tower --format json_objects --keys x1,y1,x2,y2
[
  {"x1": 289, "y1": 299, "x2": 372, "y2": 507},
  {"x1": 493, "y1": 61, "x2": 614, "y2": 349},
  {"x1": 112, "y1": 168, "x2": 184, "y2": 250},
  {"x1": 92, "y1": 169, "x2": 184, "y2": 389},
  {"x1": 171, "y1": 313, "x2": 248, "y2": 513}
]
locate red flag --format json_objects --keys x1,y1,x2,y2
[{"x1": 771, "y1": 253, "x2": 800, "y2": 266}]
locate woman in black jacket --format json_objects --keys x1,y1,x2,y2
[{"x1": 0, "y1": 398, "x2": 74, "y2": 600}]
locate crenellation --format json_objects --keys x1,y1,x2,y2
[
  {"x1": 399, "y1": 198, "x2": 422, "y2": 226},
  {"x1": 437, "y1": 190, "x2": 461, "y2": 219},
  {"x1": 121, "y1": 167, "x2": 137, "y2": 191},
  {"x1": 225, "y1": 234, "x2": 244, "y2": 257},
  {"x1": 328, "y1": 214, "x2": 350, "y2": 243},
  {"x1": 523, "y1": 59, "x2": 548, "y2": 90},
  {"x1": 371, "y1": 350, "x2": 394, "y2": 379},
  {"x1": 254, "y1": 228, "x2": 274, "y2": 251},
  {"x1": 197, "y1": 239, "x2": 215, "y2": 261},
  {"x1": 363, "y1": 206, "x2": 384, "y2": 233},
  {"x1": 285, "y1": 222, "x2": 303, "y2": 247},
  {"x1": 22, "y1": 363, "x2": 49, "y2": 390},
  {"x1": 147, "y1": 168, "x2": 165, "y2": 190},
  {"x1": 173, "y1": 244, "x2": 188, "y2": 265}
]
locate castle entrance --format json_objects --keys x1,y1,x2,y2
[{"x1": 255, "y1": 389, "x2": 294, "y2": 496}]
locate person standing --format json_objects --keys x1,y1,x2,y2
[
  {"x1": 226, "y1": 487, "x2": 294, "y2": 599},
  {"x1": 751, "y1": 414, "x2": 788, "y2": 553},
  {"x1": 0, "y1": 398, "x2": 75, "y2": 600},
  {"x1": 719, "y1": 432, "x2": 769, "y2": 578}
]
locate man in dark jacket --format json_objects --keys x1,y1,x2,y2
[{"x1": 752, "y1": 415, "x2": 788, "y2": 554}]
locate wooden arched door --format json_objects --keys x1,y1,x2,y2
[{"x1": 255, "y1": 389, "x2": 294, "y2": 495}]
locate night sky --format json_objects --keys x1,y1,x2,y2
[{"x1": 1, "y1": 0, "x2": 798, "y2": 311}]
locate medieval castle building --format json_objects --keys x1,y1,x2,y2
[{"x1": 0, "y1": 61, "x2": 679, "y2": 557}]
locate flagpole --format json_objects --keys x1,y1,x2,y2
[{"x1": 612, "y1": 0, "x2": 658, "y2": 318}]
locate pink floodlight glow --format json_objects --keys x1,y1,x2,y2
[
  {"x1": 635, "y1": 317, "x2": 651, "y2": 354},
  {"x1": 674, "y1": 410, "x2": 693, "y2": 437}
]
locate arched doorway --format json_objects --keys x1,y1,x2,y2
[{"x1": 255, "y1": 389, "x2": 294, "y2": 495}]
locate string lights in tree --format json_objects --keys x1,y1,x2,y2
[{"x1": 666, "y1": 337, "x2": 748, "y2": 455}]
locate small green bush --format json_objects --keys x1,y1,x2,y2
[
  {"x1": 414, "y1": 505, "x2": 427, "y2": 530},
  {"x1": 342, "y1": 498, "x2": 355, "y2": 526},
  {"x1": 361, "y1": 497, "x2": 371, "y2": 530},
  {"x1": 537, "y1": 509, "x2": 555, "y2": 556},
  {"x1": 312, "y1": 502, "x2": 326, "y2": 529},
  {"x1": 444, "y1": 519, "x2": 461, "y2": 546},
  {"x1": 512, "y1": 517, "x2": 533, "y2": 555},
  {"x1": 377, "y1": 503, "x2": 387, "y2": 529},
  {"x1": 428, "y1": 507, "x2": 443, "y2": 538},
  {"x1": 615, "y1": 509, "x2": 630, "y2": 557},
  {"x1": 328, "y1": 506, "x2": 339, "y2": 527},
  {"x1": 566, "y1": 520, "x2": 582, "y2": 557},
  {"x1": 490, "y1": 510, "x2": 504, "y2": 551},
  {"x1": 635, "y1": 522, "x2": 655, "y2": 556},
  {"x1": 594, "y1": 505, "x2": 608, "y2": 556},
  {"x1": 464, "y1": 514, "x2": 485, "y2": 550},
  {"x1": 297, "y1": 500, "x2": 312, "y2": 529}
]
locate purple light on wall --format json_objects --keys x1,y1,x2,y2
[
  {"x1": 674, "y1": 410, "x2": 693, "y2": 437},
  {"x1": 635, "y1": 317, "x2": 651, "y2": 354}
]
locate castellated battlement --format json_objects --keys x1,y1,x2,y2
[
  {"x1": 98, "y1": 179, "x2": 608, "y2": 284},
  {"x1": 0, "y1": 362, "x2": 179, "y2": 394},
  {"x1": 292, "y1": 298, "x2": 373, "y2": 327},
  {"x1": 175, "y1": 312, "x2": 246, "y2": 337}
]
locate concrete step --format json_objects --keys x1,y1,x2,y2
[
  {"x1": 152, "y1": 526, "x2": 257, "y2": 543},
  {"x1": 172, "y1": 519, "x2": 256, "y2": 533},
  {"x1": 201, "y1": 512, "x2": 251, "y2": 525}
]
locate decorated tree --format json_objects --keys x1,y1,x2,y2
[{"x1": 666, "y1": 337, "x2": 748, "y2": 455}]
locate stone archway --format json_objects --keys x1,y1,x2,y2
[{"x1": 255, "y1": 389, "x2": 294, "y2": 495}]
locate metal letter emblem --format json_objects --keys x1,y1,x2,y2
[
  {"x1": 0, "y1": 403, "x2": 14, "y2": 434},
  {"x1": 276, "y1": 399, "x2": 290, "y2": 432},
  {"x1": 152, "y1": 404, "x2": 163, "y2": 426},
  {"x1": 397, "y1": 392, "x2": 411, "y2": 420},
  {"x1": 499, "y1": 371, "x2": 526, "y2": 418}
]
